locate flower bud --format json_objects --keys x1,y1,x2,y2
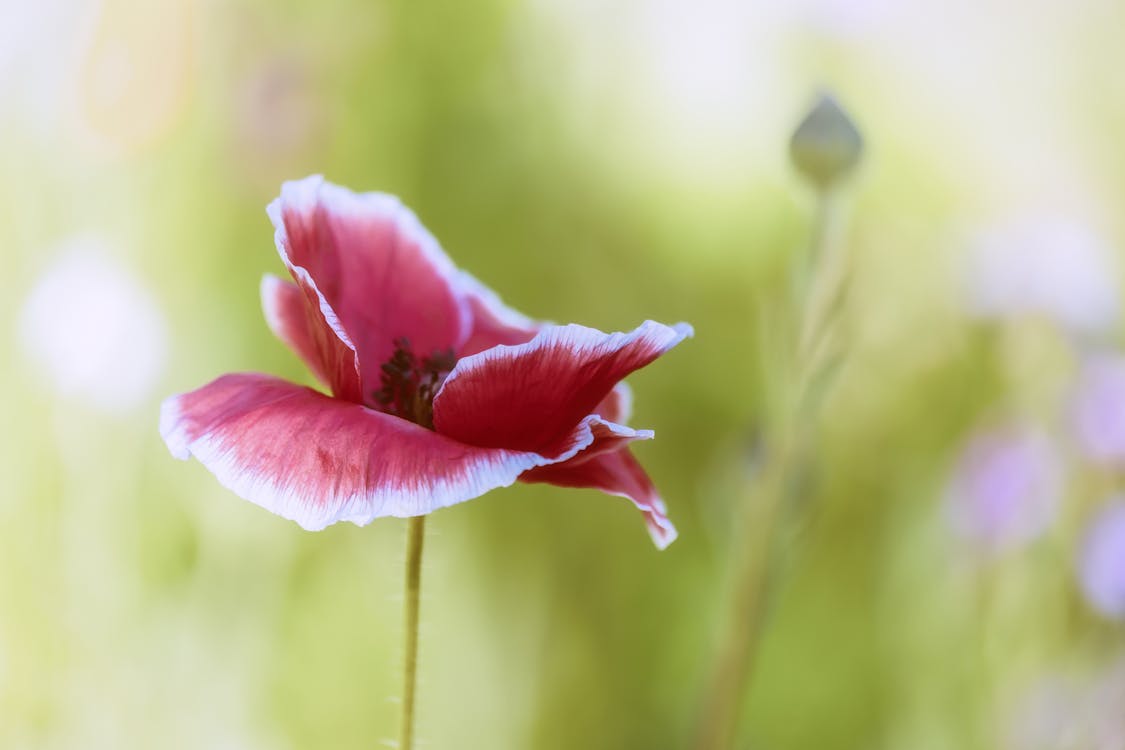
[{"x1": 789, "y1": 93, "x2": 863, "y2": 189}]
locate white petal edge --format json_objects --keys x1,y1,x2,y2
[
  {"x1": 436, "y1": 319, "x2": 694, "y2": 403},
  {"x1": 266, "y1": 175, "x2": 476, "y2": 348},
  {"x1": 259, "y1": 273, "x2": 289, "y2": 335},
  {"x1": 158, "y1": 382, "x2": 638, "y2": 531}
]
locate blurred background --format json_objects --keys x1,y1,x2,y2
[{"x1": 3, "y1": 0, "x2": 1125, "y2": 747}]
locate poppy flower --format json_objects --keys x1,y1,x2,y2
[{"x1": 160, "y1": 176, "x2": 691, "y2": 548}]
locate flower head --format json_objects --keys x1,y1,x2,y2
[
  {"x1": 1071, "y1": 353, "x2": 1125, "y2": 466},
  {"x1": 1006, "y1": 659, "x2": 1125, "y2": 750},
  {"x1": 1078, "y1": 501, "x2": 1125, "y2": 620},
  {"x1": 160, "y1": 176, "x2": 691, "y2": 547},
  {"x1": 20, "y1": 235, "x2": 167, "y2": 413},
  {"x1": 963, "y1": 216, "x2": 1119, "y2": 337},
  {"x1": 944, "y1": 422, "x2": 1061, "y2": 553}
]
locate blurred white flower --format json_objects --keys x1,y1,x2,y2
[
  {"x1": 944, "y1": 423, "x2": 1061, "y2": 553},
  {"x1": 1078, "y1": 501, "x2": 1125, "y2": 620},
  {"x1": 18, "y1": 236, "x2": 168, "y2": 413},
  {"x1": 1004, "y1": 677, "x2": 1078, "y2": 750},
  {"x1": 785, "y1": 0, "x2": 894, "y2": 39},
  {"x1": 524, "y1": 0, "x2": 788, "y2": 185},
  {"x1": 1006, "y1": 657, "x2": 1125, "y2": 750},
  {"x1": 1087, "y1": 658, "x2": 1125, "y2": 749},
  {"x1": 963, "y1": 216, "x2": 1120, "y2": 336},
  {"x1": 0, "y1": 0, "x2": 98, "y2": 134}
]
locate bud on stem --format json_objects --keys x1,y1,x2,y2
[{"x1": 789, "y1": 93, "x2": 864, "y2": 190}]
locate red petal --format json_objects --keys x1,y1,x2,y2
[
  {"x1": 260, "y1": 274, "x2": 360, "y2": 399},
  {"x1": 457, "y1": 273, "x2": 541, "y2": 356},
  {"x1": 432, "y1": 321, "x2": 692, "y2": 454},
  {"x1": 268, "y1": 176, "x2": 471, "y2": 401},
  {"x1": 159, "y1": 373, "x2": 553, "y2": 529},
  {"x1": 542, "y1": 414, "x2": 654, "y2": 466},
  {"x1": 523, "y1": 447, "x2": 677, "y2": 549}
]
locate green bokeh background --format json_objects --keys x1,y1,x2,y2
[{"x1": 3, "y1": 1, "x2": 1124, "y2": 748}]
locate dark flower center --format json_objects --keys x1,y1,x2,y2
[{"x1": 372, "y1": 338, "x2": 456, "y2": 429}]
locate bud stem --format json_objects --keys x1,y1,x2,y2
[{"x1": 693, "y1": 187, "x2": 847, "y2": 750}]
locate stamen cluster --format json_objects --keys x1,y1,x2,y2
[{"x1": 372, "y1": 338, "x2": 456, "y2": 429}]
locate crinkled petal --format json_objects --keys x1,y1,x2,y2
[
  {"x1": 456, "y1": 271, "x2": 541, "y2": 356},
  {"x1": 523, "y1": 446, "x2": 677, "y2": 549},
  {"x1": 268, "y1": 175, "x2": 471, "y2": 400},
  {"x1": 597, "y1": 382, "x2": 634, "y2": 424},
  {"x1": 260, "y1": 275, "x2": 315, "y2": 369},
  {"x1": 261, "y1": 274, "x2": 360, "y2": 398},
  {"x1": 433, "y1": 320, "x2": 692, "y2": 453},
  {"x1": 260, "y1": 262, "x2": 362, "y2": 402},
  {"x1": 159, "y1": 373, "x2": 559, "y2": 529},
  {"x1": 550, "y1": 414, "x2": 653, "y2": 465}
]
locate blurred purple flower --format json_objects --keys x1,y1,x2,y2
[
  {"x1": 1071, "y1": 354, "x2": 1125, "y2": 465},
  {"x1": 944, "y1": 424, "x2": 1061, "y2": 552},
  {"x1": 964, "y1": 216, "x2": 1119, "y2": 336},
  {"x1": 1078, "y1": 502, "x2": 1125, "y2": 620}
]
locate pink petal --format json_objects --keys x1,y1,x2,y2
[
  {"x1": 268, "y1": 176, "x2": 471, "y2": 400},
  {"x1": 433, "y1": 321, "x2": 692, "y2": 454},
  {"x1": 260, "y1": 274, "x2": 360, "y2": 399},
  {"x1": 159, "y1": 373, "x2": 558, "y2": 529},
  {"x1": 597, "y1": 382, "x2": 634, "y2": 424},
  {"x1": 545, "y1": 414, "x2": 654, "y2": 466},
  {"x1": 523, "y1": 447, "x2": 677, "y2": 549},
  {"x1": 457, "y1": 272, "x2": 541, "y2": 356}
]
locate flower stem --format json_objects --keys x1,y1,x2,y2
[{"x1": 400, "y1": 516, "x2": 425, "y2": 750}]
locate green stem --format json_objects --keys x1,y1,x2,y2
[
  {"x1": 400, "y1": 516, "x2": 425, "y2": 750},
  {"x1": 691, "y1": 430, "x2": 797, "y2": 750},
  {"x1": 693, "y1": 189, "x2": 841, "y2": 750}
]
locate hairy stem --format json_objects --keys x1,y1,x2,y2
[
  {"x1": 692, "y1": 429, "x2": 797, "y2": 750},
  {"x1": 693, "y1": 189, "x2": 843, "y2": 749},
  {"x1": 400, "y1": 516, "x2": 425, "y2": 750}
]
